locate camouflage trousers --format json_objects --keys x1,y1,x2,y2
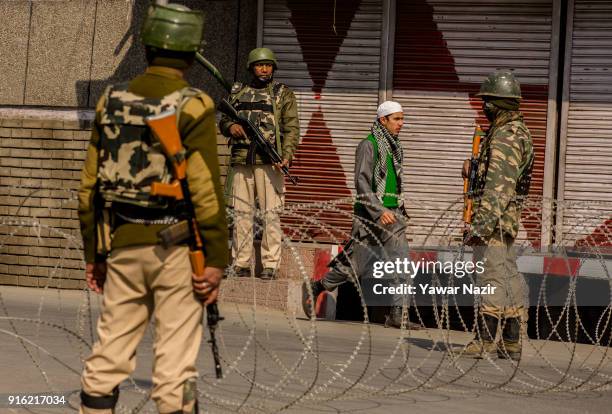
[
  {"x1": 473, "y1": 233, "x2": 528, "y2": 319},
  {"x1": 80, "y1": 245, "x2": 201, "y2": 414}
]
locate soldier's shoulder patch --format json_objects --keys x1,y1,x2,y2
[{"x1": 231, "y1": 82, "x2": 244, "y2": 94}]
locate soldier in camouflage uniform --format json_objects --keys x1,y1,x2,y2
[
  {"x1": 459, "y1": 70, "x2": 534, "y2": 360},
  {"x1": 219, "y1": 47, "x2": 300, "y2": 279},
  {"x1": 77, "y1": 4, "x2": 228, "y2": 413}
]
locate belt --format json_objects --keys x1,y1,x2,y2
[
  {"x1": 114, "y1": 212, "x2": 179, "y2": 225},
  {"x1": 112, "y1": 203, "x2": 179, "y2": 226}
]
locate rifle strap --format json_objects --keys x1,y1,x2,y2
[
  {"x1": 169, "y1": 86, "x2": 203, "y2": 168},
  {"x1": 270, "y1": 82, "x2": 283, "y2": 157},
  {"x1": 229, "y1": 82, "x2": 248, "y2": 104}
]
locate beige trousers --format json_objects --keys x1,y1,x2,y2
[
  {"x1": 80, "y1": 245, "x2": 202, "y2": 414},
  {"x1": 232, "y1": 164, "x2": 284, "y2": 269}
]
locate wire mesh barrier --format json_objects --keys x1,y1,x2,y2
[{"x1": 1, "y1": 188, "x2": 611, "y2": 413}]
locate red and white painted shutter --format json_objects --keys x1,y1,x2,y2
[
  {"x1": 392, "y1": 0, "x2": 554, "y2": 247},
  {"x1": 558, "y1": 0, "x2": 612, "y2": 249},
  {"x1": 263, "y1": 0, "x2": 383, "y2": 241}
]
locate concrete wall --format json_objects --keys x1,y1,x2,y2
[
  {"x1": 0, "y1": 0, "x2": 257, "y2": 289},
  {"x1": 0, "y1": 0, "x2": 258, "y2": 108},
  {"x1": 0, "y1": 110, "x2": 230, "y2": 289},
  {"x1": 0, "y1": 114, "x2": 91, "y2": 288}
]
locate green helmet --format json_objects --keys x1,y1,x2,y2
[
  {"x1": 141, "y1": 4, "x2": 204, "y2": 52},
  {"x1": 477, "y1": 70, "x2": 522, "y2": 99},
  {"x1": 246, "y1": 48, "x2": 278, "y2": 69}
]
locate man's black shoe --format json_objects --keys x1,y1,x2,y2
[{"x1": 302, "y1": 280, "x2": 325, "y2": 318}]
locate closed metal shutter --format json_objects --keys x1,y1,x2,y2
[
  {"x1": 392, "y1": 0, "x2": 554, "y2": 246},
  {"x1": 263, "y1": 0, "x2": 383, "y2": 240},
  {"x1": 558, "y1": 0, "x2": 612, "y2": 248}
]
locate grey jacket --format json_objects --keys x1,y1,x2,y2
[{"x1": 353, "y1": 139, "x2": 406, "y2": 244}]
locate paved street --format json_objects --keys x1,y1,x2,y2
[{"x1": 1, "y1": 285, "x2": 611, "y2": 414}]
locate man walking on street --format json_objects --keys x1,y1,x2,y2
[
  {"x1": 77, "y1": 4, "x2": 228, "y2": 413},
  {"x1": 220, "y1": 47, "x2": 300, "y2": 280},
  {"x1": 459, "y1": 70, "x2": 534, "y2": 360},
  {"x1": 303, "y1": 101, "x2": 420, "y2": 330}
]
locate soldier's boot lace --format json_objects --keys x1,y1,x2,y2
[{"x1": 498, "y1": 317, "x2": 522, "y2": 361}]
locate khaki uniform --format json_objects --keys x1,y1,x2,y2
[
  {"x1": 471, "y1": 111, "x2": 534, "y2": 319},
  {"x1": 78, "y1": 66, "x2": 228, "y2": 413},
  {"x1": 219, "y1": 81, "x2": 299, "y2": 270}
]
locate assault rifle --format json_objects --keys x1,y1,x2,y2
[
  {"x1": 145, "y1": 109, "x2": 224, "y2": 379},
  {"x1": 217, "y1": 99, "x2": 299, "y2": 185},
  {"x1": 194, "y1": 52, "x2": 299, "y2": 185},
  {"x1": 463, "y1": 124, "x2": 484, "y2": 224}
]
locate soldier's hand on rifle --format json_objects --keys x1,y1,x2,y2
[
  {"x1": 86, "y1": 262, "x2": 107, "y2": 294},
  {"x1": 229, "y1": 123, "x2": 248, "y2": 139},
  {"x1": 192, "y1": 267, "x2": 223, "y2": 305},
  {"x1": 274, "y1": 158, "x2": 289, "y2": 171},
  {"x1": 462, "y1": 158, "x2": 470, "y2": 178},
  {"x1": 379, "y1": 211, "x2": 397, "y2": 225}
]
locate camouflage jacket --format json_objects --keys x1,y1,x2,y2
[
  {"x1": 219, "y1": 80, "x2": 300, "y2": 165},
  {"x1": 96, "y1": 82, "x2": 197, "y2": 208},
  {"x1": 471, "y1": 111, "x2": 534, "y2": 240},
  {"x1": 78, "y1": 66, "x2": 229, "y2": 268}
]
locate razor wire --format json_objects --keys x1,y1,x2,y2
[{"x1": 0, "y1": 187, "x2": 611, "y2": 413}]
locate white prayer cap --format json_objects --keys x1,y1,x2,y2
[{"x1": 376, "y1": 101, "x2": 403, "y2": 118}]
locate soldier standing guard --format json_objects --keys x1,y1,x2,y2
[
  {"x1": 459, "y1": 70, "x2": 534, "y2": 360},
  {"x1": 220, "y1": 47, "x2": 300, "y2": 280},
  {"x1": 77, "y1": 4, "x2": 228, "y2": 413}
]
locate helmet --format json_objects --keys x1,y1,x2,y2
[
  {"x1": 477, "y1": 70, "x2": 522, "y2": 99},
  {"x1": 141, "y1": 4, "x2": 204, "y2": 52},
  {"x1": 246, "y1": 48, "x2": 278, "y2": 69}
]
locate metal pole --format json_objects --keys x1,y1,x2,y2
[
  {"x1": 378, "y1": 0, "x2": 396, "y2": 103},
  {"x1": 541, "y1": 0, "x2": 563, "y2": 251},
  {"x1": 555, "y1": 0, "x2": 575, "y2": 249},
  {"x1": 256, "y1": 0, "x2": 264, "y2": 47}
]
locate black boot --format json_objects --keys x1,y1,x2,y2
[
  {"x1": 80, "y1": 387, "x2": 118, "y2": 413},
  {"x1": 384, "y1": 306, "x2": 423, "y2": 330},
  {"x1": 301, "y1": 280, "x2": 325, "y2": 318},
  {"x1": 457, "y1": 314, "x2": 498, "y2": 358},
  {"x1": 498, "y1": 317, "x2": 522, "y2": 360}
]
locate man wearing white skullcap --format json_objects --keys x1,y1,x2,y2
[
  {"x1": 377, "y1": 100, "x2": 403, "y2": 119},
  {"x1": 303, "y1": 101, "x2": 420, "y2": 329}
]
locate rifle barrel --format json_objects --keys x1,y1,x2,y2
[{"x1": 195, "y1": 52, "x2": 232, "y2": 93}]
